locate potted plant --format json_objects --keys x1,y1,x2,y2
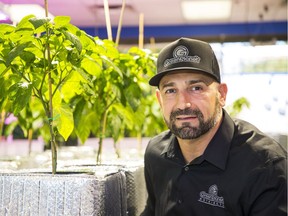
[
  {"x1": 0, "y1": 11, "x2": 167, "y2": 166},
  {"x1": 0, "y1": 13, "x2": 162, "y2": 214}
]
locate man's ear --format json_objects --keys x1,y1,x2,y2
[
  {"x1": 156, "y1": 89, "x2": 163, "y2": 108},
  {"x1": 218, "y1": 83, "x2": 228, "y2": 107}
]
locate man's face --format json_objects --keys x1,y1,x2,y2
[{"x1": 156, "y1": 71, "x2": 227, "y2": 139}]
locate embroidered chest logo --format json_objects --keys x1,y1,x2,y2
[
  {"x1": 198, "y1": 184, "x2": 225, "y2": 208},
  {"x1": 163, "y1": 45, "x2": 201, "y2": 67}
]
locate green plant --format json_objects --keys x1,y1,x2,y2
[
  {"x1": 0, "y1": 14, "x2": 166, "y2": 173},
  {"x1": 70, "y1": 44, "x2": 166, "y2": 162},
  {"x1": 226, "y1": 97, "x2": 250, "y2": 117},
  {"x1": 0, "y1": 15, "x2": 111, "y2": 173}
]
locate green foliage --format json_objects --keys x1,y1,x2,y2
[
  {"x1": 226, "y1": 97, "x2": 250, "y2": 118},
  {"x1": 0, "y1": 15, "x2": 166, "y2": 166}
]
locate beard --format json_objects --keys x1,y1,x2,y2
[{"x1": 164, "y1": 99, "x2": 222, "y2": 139}]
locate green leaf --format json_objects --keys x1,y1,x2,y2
[
  {"x1": 54, "y1": 103, "x2": 74, "y2": 141},
  {"x1": 29, "y1": 17, "x2": 50, "y2": 30},
  {"x1": 61, "y1": 71, "x2": 85, "y2": 102},
  {"x1": 102, "y1": 39, "x2": 119, "y2": 58},
  {"x1": 0, "y1": 77, "x2": 8, "y2": 110},
  {"x1": 81, "y1": 56, "x2": 102, "y2": 76},
  {"x1": 74, "y1": 67, "x2": 92, "y2": 83},
  {"x1": 111, "y1": 103, "x2": 134, "y2": 127},
  {"x1": 53, "y1": 16, "x2": 71, "y2": 28},
  {"x1": 20, "y1": 51, "x2": 35, "y2": 65},
  {"x1": 7, "y1": 42, "x2": 31, "y2": 65},
  {"x1": 78, "y1": 31, "x2": 96, "y2": 48},
  {"x1": 61, "y1": 30, "x2": 82, "y2": 53},
  {"x1": 64, "y1": 23, "x2": 80, "y2": 35},
  {"x1": 76, "y1": 111, "x2": 95, "y2": 144},
  {"x1": 9, "y1": 82, "x2": 32, "y2": 115},
  {"x1": 73, "y1": 97, "x2": 86, "y2": 127},
  {"x1": 15, "y1": 15, "x2": 35, "y2": 31},
  {"x1": 0, "y1": 24, "x2": 15, "y2": 34},
  {"x1": 107, "y1": 113, "x2": 123, "y2": 141},
  {"x1": 102, "y1": 56, "x2": 123, "y2": 78},
  {"x1": 52, "y1": 90, "x2": 62, "y2": 107}
]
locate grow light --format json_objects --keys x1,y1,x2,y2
[{"x1": 181, "y1": 0, "x2": 232, "y2": 20}]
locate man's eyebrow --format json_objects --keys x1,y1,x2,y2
[
  {"x1": 187, "y1": 79, "x2": 213, "y2": 86},
  {"x1": 160, "y1": 82, "x2": 175, "y2": 89},
  {"x1": 159, "y1": 78, "x2": 213, "y2": 89}
]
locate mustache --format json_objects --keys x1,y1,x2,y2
[{"x1": 170, "y1": 108, "x2": 203, "y2": 120}]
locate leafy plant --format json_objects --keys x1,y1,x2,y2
[
  {"x1": 0, "y1": 15, "x2": 111, "y2": 173},
  {"x1": 226, "y1": 97, "x2": 250, "y2": 117},
  {"x1": 0, "y1": 14, "x2": 166, "y2": 173}
]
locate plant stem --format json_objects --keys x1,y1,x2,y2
[
  {"x1": 28, "y1": 128, "x2": 33, "y2": 155},
  {"x1": 43, "y1": 0, "x2": 57, "y2": 174},
  {"x1": 0, "y1": 111, "x2": 5, "y2": 138},
  {"x1": 47, "y1": 47, "x2": 57, "y2": 174},
  {"x1": 96, "y1": 109, "x2": 108, "y2": 164}
]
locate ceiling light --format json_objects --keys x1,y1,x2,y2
[
  {"x1": 181, "y1": 0, "x2": 232, "y2": 20},
  {"x1": 0, "y1": 11, "x2": 10, "y2": 23},
  {"x1": 0, "y1": 4, "x2": 54, "y2": 24}
]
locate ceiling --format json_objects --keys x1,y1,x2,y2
[{"x1": 0, "y1": 0, "x2": 287, "y2": 44}]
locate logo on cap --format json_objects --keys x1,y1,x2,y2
[{"x1": 163, "y1": 45, "x2": 201, "y2": 68}]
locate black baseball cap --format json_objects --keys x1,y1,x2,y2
[{"x1": 149, "y1": 37, "x2": 221, "y2": 86}]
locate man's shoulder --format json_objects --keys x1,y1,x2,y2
[
  {"x1": 232, "y1": 118, "x2": 287, "y2": 165},
  {"x1": 149, "y1": 130, "x2": 173, "y2": 143},
  {"x1": 145, "y1": 130, "x2": 173, "y2": 154}
]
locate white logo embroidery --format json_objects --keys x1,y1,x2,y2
[
  {"x1": 163, "y1": 45, "x2": 201, "y2": 67},
  {"x1": 198, "y1": 184, "x2": 225, "y2": 208}
]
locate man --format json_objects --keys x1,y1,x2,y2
[{"x1": 141, "y1": 37, "x2": 287, "y2": 216}]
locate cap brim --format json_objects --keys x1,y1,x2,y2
[{"x1": 149, "y1": 67, "x2": 217, "y2": 86}]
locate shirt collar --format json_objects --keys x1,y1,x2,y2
[
  {"x1": 203, "y1": 110, "x2": 234, "y2": 170},
  {"x1": 160, "y1": 110, "x2": 234, "y2": 170},
  {"x1": 160, "y1": 132, "x2": 179, "y2": 158}
]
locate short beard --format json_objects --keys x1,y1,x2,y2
[{"x1": 165, "y1": 100, "x2": 221, "y2": 139}]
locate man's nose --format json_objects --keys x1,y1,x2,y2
[{"x1": 177, "y1": 91, "x2": 192, "y2": 110}]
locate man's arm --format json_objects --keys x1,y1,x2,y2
[{"x1": 241, "y1": 157, "x2": 287, "y2": 216}]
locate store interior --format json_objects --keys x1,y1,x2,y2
[
  {"x1": 1, "y1": 0, "x2": 287, "y2": 147},
  {"x1": 0, "y1": 0, "x2": 287, "y2": 215}
]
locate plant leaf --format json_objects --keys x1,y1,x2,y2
[
  {"x1": 61, "y1": 30, "x2": 82, "y2": 53},
  {"x1": 7, "y1": 42, "x2": 31, "y2": 65},
  {"x1": 15, "y1": 15, "x2": 35, "y2": 31},
  {"x1": 53, "y1": 16, "x2": 71, "y2": 28},
  {"x1": 20, "y1": 51, "x2": 35, "y2": 66},
  {"x1": 81, "y1": 56, "x2": 102, "y2": 76},
  {"x1": 76, "y1": 111, "x2": 95, "y2": 144},
  {"x1": 0, "y1": 24, "x2": 15, "y2": 35},
  {"x1": 9, "y1": 82, "x2": 32, "y2": 115},
  {"x1": 29, "y1": 17, "x2": 50, "y2": 30},
  {"x1": 54, "y1": 103, "x2": 74, "y2": 141}
]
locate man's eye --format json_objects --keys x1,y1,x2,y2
[
  {"x1": 191, "y1": 86, "x2": 203, "y2": 91},
  {"x1": 165, "y1": 89, "x2": 176, "y2": 94}
]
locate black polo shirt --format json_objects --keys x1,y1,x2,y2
[{"x1": 141, "y1": 110, "x2": 287, "y2": 216}]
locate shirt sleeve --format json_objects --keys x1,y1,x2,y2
[{"x1": 241, "y1": 156, "x2": 287, "y2": 216}]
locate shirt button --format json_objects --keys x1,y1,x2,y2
[{"x1": 184, "y1": 166, "x2": 189, "y2": 171}]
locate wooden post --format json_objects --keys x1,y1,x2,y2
[
  {"x1": 138, "y1": 13, "x2": 144, "y2": 49},
  {"x1": 103, "y1": 0, "x2": 113, "y2": 41},
  {"x1": 116, "y1": 0, "x2": 126, "y2": 46}
]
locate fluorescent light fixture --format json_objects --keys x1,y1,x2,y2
[
  {"x1": 181, "y1": 0, "x2": 232, "y2": 20},
  {"x1": 1, "y1": 4, "x2": 54, "y2": 24},
  {"x1": 0, "y1": 10, "x2": 10, "y2": 23}
]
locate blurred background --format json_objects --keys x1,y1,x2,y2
[
  {"x1": 1, "y1": 0, "x2": 286, "y2": 43},
  {"x1": 0, "y1": 0, "x2": 287, "y2": 154}
]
